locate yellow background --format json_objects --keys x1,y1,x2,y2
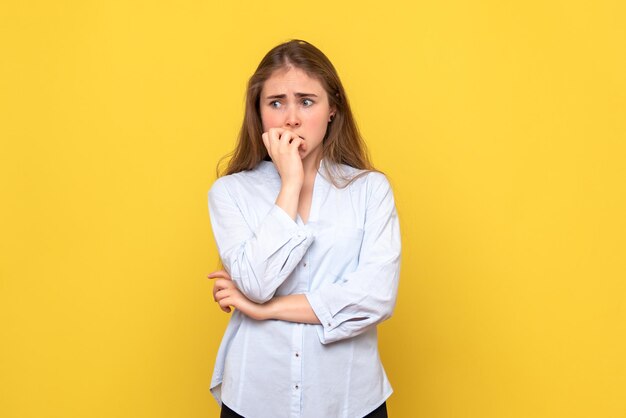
[{"x1": 1, "y1": 1, "x2": 625, "y2": 417}]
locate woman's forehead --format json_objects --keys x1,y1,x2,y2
[{"x1": 262, "y1": 67, "x2": 325, "y2": 95}]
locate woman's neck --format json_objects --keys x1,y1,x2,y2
[{"x1": 301, "y1": 149, "x2": 323, "y2": 184}]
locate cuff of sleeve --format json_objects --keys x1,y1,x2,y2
[
  {"x1": 305, "y1": 291, "x2": 339, "y2": 345},
  {"x1": 260, "y1": 205, "x2": 313, "y2": 258},
  {"x1": 269, "y1": 204, "x2": 297, "y2": 227}
]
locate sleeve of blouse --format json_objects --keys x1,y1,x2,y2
[
  {"x1": 304, "y1": 173, "x2": 401, "y2": 344},
  {"x1": 208, "y1": 177, "x2": 315, "y2": 304}
]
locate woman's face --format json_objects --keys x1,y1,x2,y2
[{"x1": 260, "y1": 66, "x2": 335, "y2": 163}]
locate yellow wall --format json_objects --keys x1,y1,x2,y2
[{"x1": 1, "y1": 1, "x2": 625, "y2": 417}]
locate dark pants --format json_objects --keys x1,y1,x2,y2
[{"x1": 221, "y1": 401, "x2": 388, "y2": 418}]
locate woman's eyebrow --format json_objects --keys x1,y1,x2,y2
[{"x1": 265, "y1": 93, "x2": 319, "y2": 99}]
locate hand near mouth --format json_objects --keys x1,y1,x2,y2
[{"x1": 261, "y1": 127, "x2": 306, "y2": 188}]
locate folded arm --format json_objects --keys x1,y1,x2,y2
[
  {"x1": 208, "y1": 178, "x2": 314, "y2": 303},
  {"x1": 208, "y1": 272, "x2": 320, "y2": 324},
  {"x1": 209, "y1": 173, "x2": 401, "y2": 344}
]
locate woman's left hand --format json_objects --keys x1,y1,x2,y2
[{"x1": 207, "y1": 270, "x2": 266, "y2": 320}]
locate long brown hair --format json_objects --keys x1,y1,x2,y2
[{"x1": 218, "y1": 39, "x2": 377, "y2": 186}]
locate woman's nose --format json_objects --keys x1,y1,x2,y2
[{"x1": 284, "y1": 108, "x2": 301, "y2": 128}]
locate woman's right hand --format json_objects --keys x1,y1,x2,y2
[
  {"x1": 208, "y1": 270, "x2": 267, "y2": 320},
  {"x1": 208, "y1": 269, "x2": 233, "y2": 313},
  {"x1": 262, "y1": 128, "x2": 306, "y2": 189}
]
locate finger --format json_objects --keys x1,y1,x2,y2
[
  {"x1": 268, "y1": 127, "x2": 286, "y2": 140},
  {"x1": 268, "y1": 127, "x2": 285, "y2": 145},
  {"x1": 214, "y1": 289, "x2": 226, "y2": 303},
  {"x1": 212, "y1": 285, "x2": 221, "y2": 302},
  {"x1": 212, "y1": 283, "x2": 222, "y2": 301},
  {"x1": 279, "y1": 130, "x2": 300, "y2": 144},
  {"x1": 284, "y1": 135, "x2": 304, "y2": 154},
  {"x1": 262, "y1": 132, "x2": 270, "y2": 155},
  {"x1": 207, "y1": 269, "x2": 228, "y2": 276},
  {"x1": 218, "y1": 305, "x2": 232, "y2": 313},
  {"x1": 216, "y1": 297, "x2": 232, "y2": 313},
  {"x1": 214, "y1": 281, "x2": 233, "y2": 293},
  {"x1": 273, "y1": 128, "x2": 302, "y2": 145},
  {"x1": 277, "y1": 131, "x2": 300, "y2": 153},
  {"x1": 268, "y1": 128, "x2": 286, "y2": 156},
  {"x1": 207, "y1": 270, "x2": 232, "y2": 280},
  {"x1": 218, "y1": 297, "x2": 233, "y2": 312}
]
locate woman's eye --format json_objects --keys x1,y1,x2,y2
[
  {"x1": 302, "y1": 99, "x2": 314, "y2": 107},
  {"x1": 269, "y1": 101, "x2": 281, "y2": 108}
]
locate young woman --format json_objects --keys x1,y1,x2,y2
[{"x1": 207, "y1": 39, "x2": 401, "y2": 418}]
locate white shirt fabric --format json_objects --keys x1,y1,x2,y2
[{"x1": 207, "y1": 159, "x2": 401, "y2": 418}]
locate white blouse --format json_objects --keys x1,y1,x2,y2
[{"x1": 208, "y1": 159, "x2": 401, "y2": 418}]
